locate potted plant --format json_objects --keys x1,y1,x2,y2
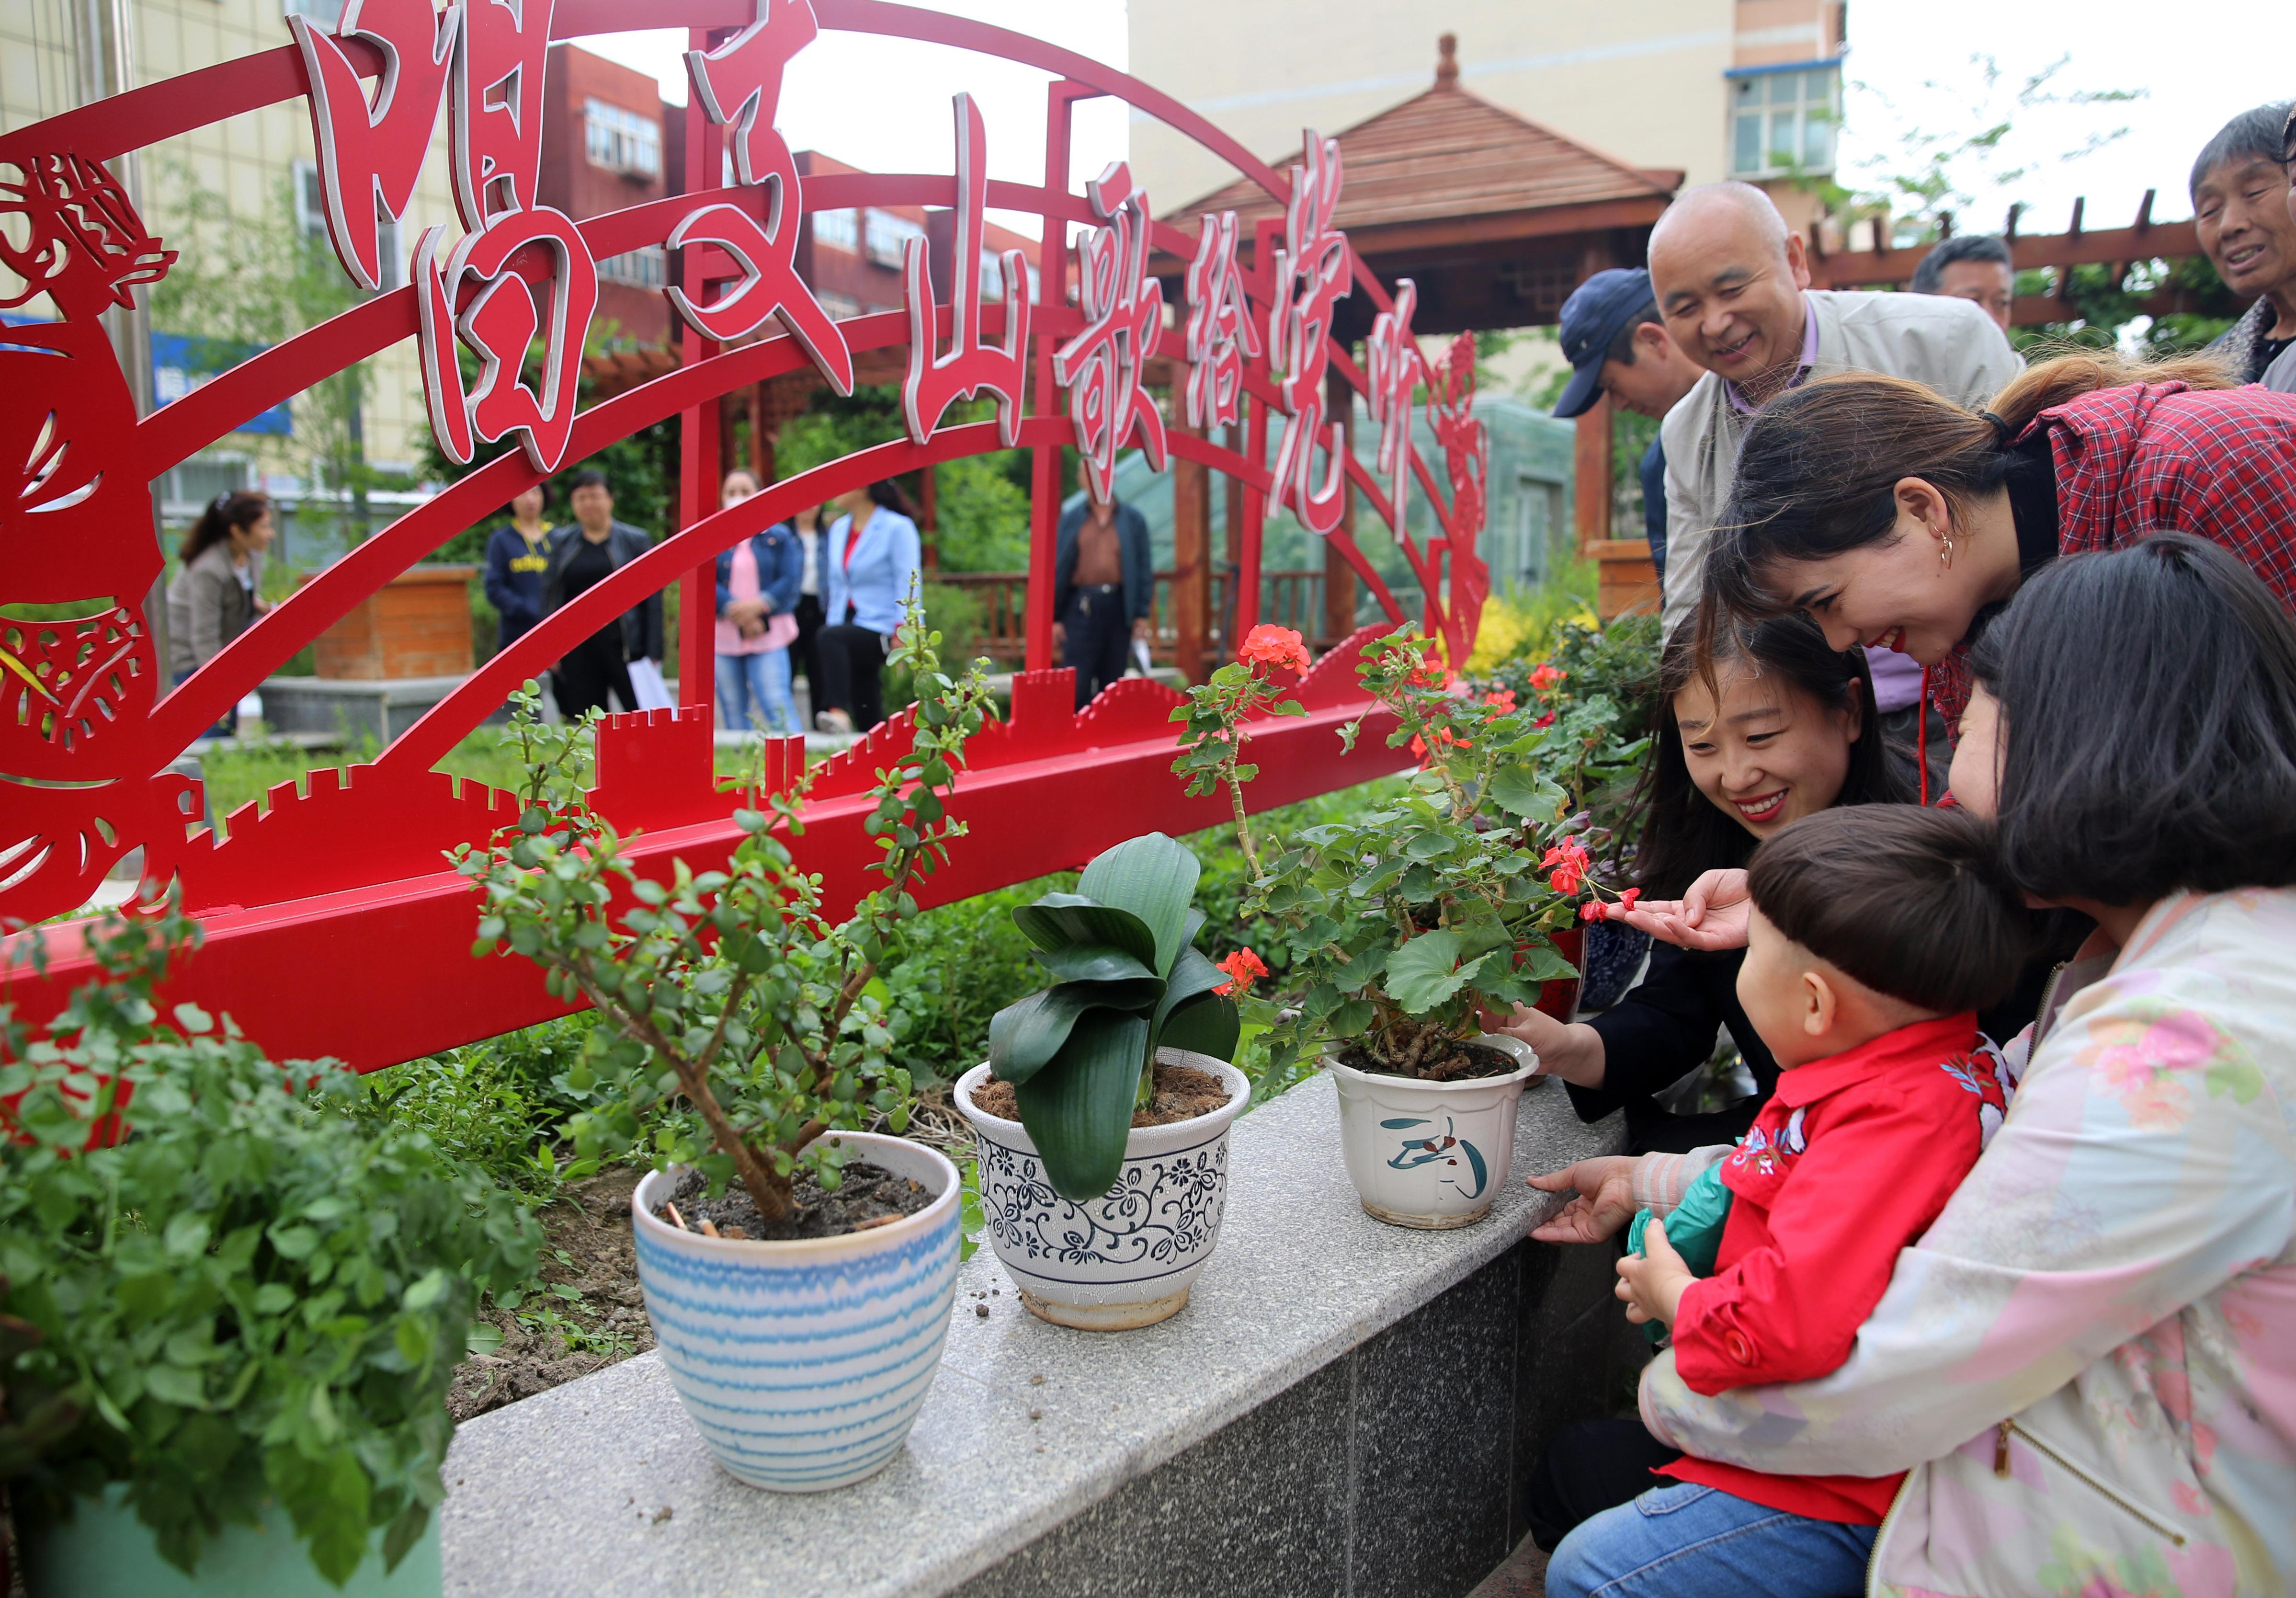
[
  {"x1": 457, "y1": 588, "x2": 996, "y2": 1492},
  {"x1": 1, "y1": 906, "x2": 539, "y2": 1597},
  {"x1": 1176, "y1": 626, "x2": 1623, "y2": 1228},
  {"x1": 953, "y1": 832, "x2": 1249, "y2": 1330}
]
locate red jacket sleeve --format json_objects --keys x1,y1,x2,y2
[{"x1": 1669, "y1": 1084, "x2": 1981, "y2": 1396}]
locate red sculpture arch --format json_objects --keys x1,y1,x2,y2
[{"x1": 0, "y1": 0, "x2": 1493, "y2": 1068}]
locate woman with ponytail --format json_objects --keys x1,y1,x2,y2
[
  {"x1": 1700, "y1": 349, "x2": 2296, "y2": 730},
  {"x1": 165, "y1": 489, "x2": 274, "y2": 679}
]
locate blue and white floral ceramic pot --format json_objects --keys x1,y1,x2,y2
[
  {"x1": 629, "y1": 1131, "x2": 960, "y2": 1492},
  {"x1": 1327, "y1": 1034, "x2": 1538, "y2": 1229},
  {"x1": 954, "y1": 1051, "x2": 1248, "y2": 1331}
]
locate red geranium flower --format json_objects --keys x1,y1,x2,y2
[
  {"x1": 1214, "y1": 947, "x2": 1270, "y2": 996},
  {"x1": 1541, "y1": 838, "x2": 1591, "y2": 897},
  {"x1": 1533, "y1": 711, "x2": 1556, "y2": 730},
  {"x1": 1240, "y1": 625, "x2": 1310, "y2": 674},
  {"x1": 1579, "y1": 901, "x2": 1608, "y2": 921},
  {"x1": 1482, "y1": 689, "x2": 1517, "y2": 714},
  {"x1": 1529, "y1": 663, "x2": 1567, "y2": 692}
]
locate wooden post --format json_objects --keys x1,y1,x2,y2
[
  {"x1": 1171, "y1": 420, "x2": 1211, "y2": 683},
  {"x1": 1322, "y1": 369, "x2": 1356, "y2": 648},
  {"x1": 748, "y1": 381, "x2": 774, "y2": 483},
  {"x1": 919, "y1": 464, "x2": 938, "y2": 573},
  {"x1": 1573, "y1": 391, "x2": 1613, "y2": 555}
]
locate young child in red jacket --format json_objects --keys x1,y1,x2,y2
[{"x1": 1546, "y1": 804, "x2": 2025, "y2": 1598}]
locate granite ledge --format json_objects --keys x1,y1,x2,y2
[{"x1": 439, "y1": 1071, "x2": 1624, "y2": 1598}]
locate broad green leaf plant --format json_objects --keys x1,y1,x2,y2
[
  {"x1": 985, "y1": 833, "x2": 1243, "y2": 1201},
  {"x1": 1179, "y1": 628, "x2": 1613, "y2": 1081},
  {"x1": 458, "y1": 583, "x2": 998, "y2": 1224},
  {"x1": 0, "y1": 905, "x2": 539, "y2": 1585}
]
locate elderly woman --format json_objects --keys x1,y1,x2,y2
[{"x1": 1537, "y1": 536, "x2": 2296, "y2": 1598}]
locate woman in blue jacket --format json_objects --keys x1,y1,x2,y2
[
  {"x1": 816, "y1": 479, "x2": 922, "y2": 733},
  {"x1": 713, "y1": 470, "x2": 803, "y2": 734}
]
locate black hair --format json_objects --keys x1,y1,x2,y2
[
  {"x1": 565, "y1": 468, "x2": 610, "y2": 495},
  {"x1": 2190, "y1": 102, "x2": 2295, "y2": 197},
  {"x1": 865, "y1": 478, "x2": 920, "y2": 519},
  {"x1": 1967, "y1": 534, "x2": 2296, "y2": 906},
  {"x1": 1748, "y1": 805, "x2": 2028, "y2": 1013},
  {"x1": 1910, "y1": 233, "x2": 2012, "y2": 294},
  {"x1": 1603, "y1": 297, "x2": 1664, "y2": 366},
  {"x1": 180, "y1": 490, "x2": 271, "y2": 564},
  {"x1": 1629, "y1": 614, "x2": 1910, "y2": 898},
  {"x1": 1699, "y1": 351, "x2": 2237, "y2": 632}
]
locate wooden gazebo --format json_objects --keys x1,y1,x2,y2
[{"x1": 1159, "y1": 34, "x2": 1682, "y2": 628}]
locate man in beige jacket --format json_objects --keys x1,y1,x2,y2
[{"x1": 1651, "y1": 184, "x2": 2021, "y2": 647}]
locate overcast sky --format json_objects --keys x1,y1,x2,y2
[{"x1": 583, "y1": 1, "x2": 2291, "y2": 235}]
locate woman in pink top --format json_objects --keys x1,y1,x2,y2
[{"x1": 712, "y1": 470, "x2": 804, "y2": 735}]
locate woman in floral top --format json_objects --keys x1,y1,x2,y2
[{"x1": 1543, "y1": 535, "x2": 2296, "y2": 1596}]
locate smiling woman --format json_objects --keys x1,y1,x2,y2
[
  {"x1": 1701, "y1": 348, "x2": 2296, "y2": 731},
  {"x1": 1482, "y1": 617, "x2": 1911, "y2": 1154}
]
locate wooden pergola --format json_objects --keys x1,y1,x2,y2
[{"x1": 1157, "y1": 34, "x2": 1682, "y2": 647}]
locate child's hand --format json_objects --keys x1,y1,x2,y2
[{"x1": 1615, "y1": 1216, "x2": 1695, "y2": 1326}]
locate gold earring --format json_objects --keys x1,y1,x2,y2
[{"x1": 1939, "y1": 536, "x2": 1955, "y2": 569}]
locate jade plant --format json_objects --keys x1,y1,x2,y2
[
  {"x1": 985, "y1": 833, "x2": 1242, "y2": 1200},
  {"x1": 458, "y1": 583, "x2": 997, "y2": 1223},
  {"x1": 1177, "y1": 627, "x2": 1618, "y2": 1081},
  {"x1": 0, "y1": 905, "x2": 539, "y2": 1584}
]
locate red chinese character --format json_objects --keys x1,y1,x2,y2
[
  {"x1": 1266, "y1": 132, "x2": 1351, "y2": 535},
  {"x1": 1365, "y1": 276, "x2": 1423, "y2": 531},
  {"x1": 415, "y1": 207, "x2": 599, "y2": 473},
  {"x1": 902, "y1": 94, "x2": 1031, "y2": 447},
  {"x1": 1052, "y1": 162, "x2": 1166, "y2": 502},
  {"x1": 1182, "y1": 209, "x2": 1259, "y2": 431},
  {"x1": 675, "y1": 0, "x2": 852, "y2": 394},
  {"x1": 684, "y1": 0, "x2": 814, "y2": 189},
  {"x1": 452, "y1": 0, "x2": 555, "y2": 228},
  {"x1": 289, "y1": 0, "x2": 458, "y2": 291},
  {"x1": 1428, "y1": 331, "x2": 1491, "y2": 664}
]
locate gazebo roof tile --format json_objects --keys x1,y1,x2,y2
[{"x1": 1168, "y1": 78, "x2": 1680, "y2": 234}]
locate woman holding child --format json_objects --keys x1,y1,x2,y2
[{"x1": 1530, "y1": 536, "x2": 2296, "y2": 1598}]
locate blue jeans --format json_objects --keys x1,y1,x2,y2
[
  {"x1": 1546, "y1": 1483, "x2": 1878, "y2": 1598},
  {"x1": 716, "y1": 647, "x2": 797, "y2": 735}
]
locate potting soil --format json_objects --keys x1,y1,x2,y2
[
  {"x1": 654, "y1": 1159, "x2": 934, "y2": 1243},
  {"x1": 972, "y1": 1061, "x2": 1232, "y2": 1127}
]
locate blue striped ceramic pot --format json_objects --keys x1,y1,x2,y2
[{"x1": 629, "y1": 1132, "x2": 960, "y2": 1492}]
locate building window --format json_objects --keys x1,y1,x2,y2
[
  {"x1": 598, "y1": 245, "x2": 667, "y2": 289},
  {"x1": 282, "y1": 0, "x2": 346, "y2": 25},
  {"x1": 1728, "y1": 65, "x2": 1839, "y2": 178},
  {"x1": 292, "y1": 160, "x2": 402, "y2": 290},
  {"x1": 818, "y1": 290, "x2": 862, "y2": 320},
  {"x1": 863, "y1": 209, "x2": 924, "y2": 269},
  {"x1": 584, "y1": 98, "x2": 662, "y2": 179},
  {"x1": 812, "y1": 207, "x2": 859, "y2": 253},
  {"x1": 979, "y1": 247, "x2": 1005, "y2": 302}
]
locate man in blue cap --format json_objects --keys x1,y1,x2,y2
[{"x1": 1552, "y1": 267, "x2": 1705, "y2": 586}]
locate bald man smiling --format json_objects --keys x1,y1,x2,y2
[{"x1": 1648, "y1": 184, "x2": 2020, "y2": 643}]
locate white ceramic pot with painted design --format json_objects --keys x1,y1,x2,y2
[
  {"x1": 953, "y1": 1050, "x2": 1248, "y2": 1331},
  {"x1": 629, "y1": 1130, "x2": 961, "y2": 1492},
  {"x1": 1327, "y1": 1034, "x2": 1538, "y2": 1229}
]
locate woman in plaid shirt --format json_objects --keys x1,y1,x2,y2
[{"x1": 1698, "y1": 351, "x2": 2296, "y2": 733}]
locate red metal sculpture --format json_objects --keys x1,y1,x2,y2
[{"x1": 0, "y1": 1, "x2": 1496, "y2": 1070}]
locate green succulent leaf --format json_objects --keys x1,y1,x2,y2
[
  {"x1": 1029, "y1": 943, "x2": 1160, "y2": 986},
  {"x1": 1076, "y1": 832, "x2": 1200, "y2": 976},
  {"x1": 1147, "y1": 947, "x2": 1240, "y2": 1062},
  {"x1": 987, "y1": 987, "x2": 1101, "y2": 1086},
  {"x1": 1010, "y1": 895, "x2": 1158, "y2": 970},
  {"x1": 1012, "y1": 1011, "x2": 1152, "y2": 1202}
]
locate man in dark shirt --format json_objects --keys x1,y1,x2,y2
[
  {"x1": 540, "y1": 469, "x2": 665, "y2": 720},
  {"x1": 1551, "y1": 268, "x2": 1705, "y2": 586},
  {"x1": 1051, "y1": 482, "x2": 1153, "y2": 709}
]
